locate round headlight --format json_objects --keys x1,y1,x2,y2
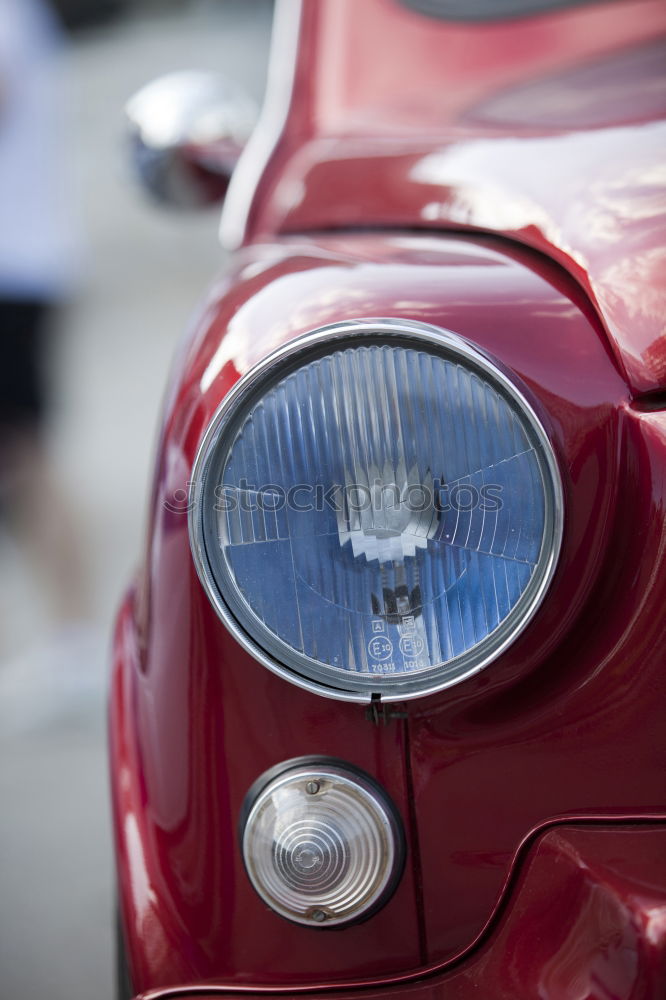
[
  {"x1": 240, "y1": 759, "x2": 405, "y2": 927},
  {"x1": 190, "y1": 319, "x2": 563, "y2": 701}
]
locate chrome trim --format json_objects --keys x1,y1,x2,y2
[
  {"x1": 189, "y1": 319, "x2": 565, "y2": 703},
  {"x1": 219, "y1": 0, "x2": 303, "y2": 249},
  {"x1": 125, "y1": 71, "x2": 258, "y2": 210}
]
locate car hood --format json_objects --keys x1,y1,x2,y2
[{"x1": 222, "y1": 0, "x2": 666, "y2": 394}]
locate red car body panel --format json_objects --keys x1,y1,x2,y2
[
  {"x1": 111, "y1": 1, "x2": 666, "y2": 997},
  {"x1": 111, "y1": 235, "x2": 666, "y2": 993},
  {"x1": 132, "y1": 826, "x2": 666, "y2": 1000},
  {"x1": 227, "y1": 0, "x2": 666, "y2": 395}
]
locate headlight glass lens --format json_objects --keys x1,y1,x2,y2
[
  {"x1": 191, "y1": 322, "x2": 562, "y2": 700},
  {"x1": 241, "y1": 762, "x2": 404, "y2": 927}
]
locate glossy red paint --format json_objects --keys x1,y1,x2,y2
[
  {"x1": 134, "y1": 824, "x2": 666, "y2": 999},
  {"x1": 114, "y1": 0, "x2": 666, "y2": 994},
  {"x1": 110, "y1": 233, "x2": 666, "y2": 994},
  {"x1": 225, "y1": 0, "x2": 666, "y2": 393}
]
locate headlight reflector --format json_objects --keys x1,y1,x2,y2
[
  {"x1": 190, "y1": 320, "x2": 563, "y2": 701},
  {"x1": 240, "y1": 760, "x2": 404, "y2": 927}
]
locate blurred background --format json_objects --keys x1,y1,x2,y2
[{"x1": 0, "y1": 1, "x2": 272, "y2": 996}]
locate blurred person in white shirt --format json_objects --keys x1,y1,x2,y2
[{"x1": 0, "y1": 0, "x2": 86, "y2": 634}]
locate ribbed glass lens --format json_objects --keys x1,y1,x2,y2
[
  {"x1": 241, "y1": 764, "x2": 402, "y2": 926},
  {"x1": 193, "y1": 326, "x2": 562, "y2": 699}
]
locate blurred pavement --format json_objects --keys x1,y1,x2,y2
[{"x1": 0, "y1": 3, "x2": 272, "y2": 997}]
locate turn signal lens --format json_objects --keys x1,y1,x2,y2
[{"x1": 240, "y1": 760, "x2": 405, "y2": 927}]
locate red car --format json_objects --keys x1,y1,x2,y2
[{"x1": 112, "y1": 1, "x2": 666, "y2": 998}]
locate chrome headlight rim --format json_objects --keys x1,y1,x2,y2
[
  {"x1": 239, "y1": 756, "x2": 406, "y2": 928},
  {"x1": 189, "y1": 318, "x2": 564, "y2": 703}
]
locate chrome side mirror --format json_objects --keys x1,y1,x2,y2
[{"x1": 125, "y1": 71, "x2": 258, "y2": 210}]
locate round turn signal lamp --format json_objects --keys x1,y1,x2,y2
[{"x1": 240, "y1": 759, "x2": 405, "y2": 927}]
